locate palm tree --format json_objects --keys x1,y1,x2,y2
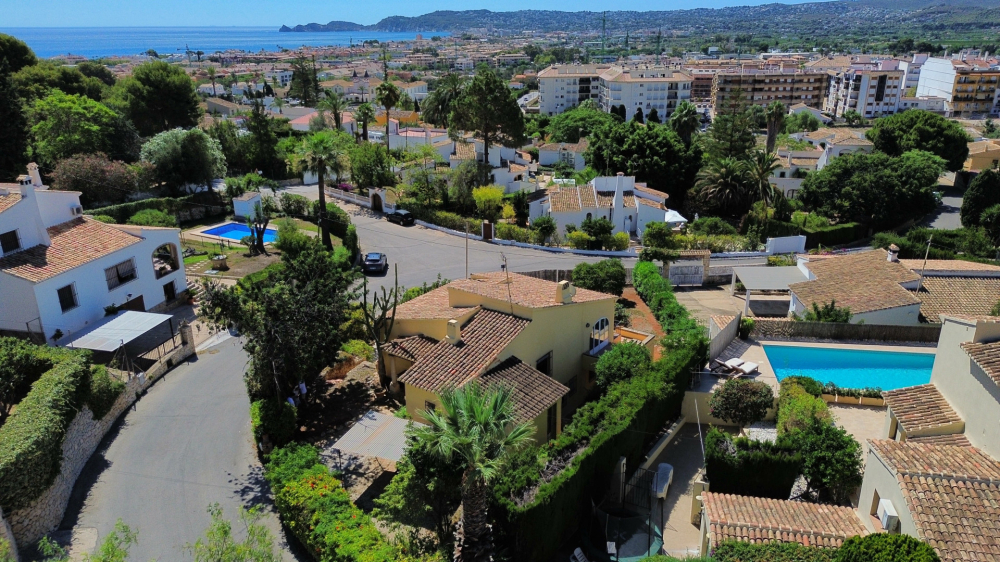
[
  {"x1": 358, "y1": 84, "x2": 367, "y2": 103},
  {"x1": 745, "y1": 149, "x2": 781, "y2": 213},
  {"x1": 319, "y1": 89, "x2": 347, "y2": 131},
  {"x1": 376, "y1": 82, "x2": 402, "y2": 152},
  {"x1": 696, "y1": 157, "x2": 748, "y2": 216},
  {"x1": 206, "y1": 66, "x2": 218, "y2": 96},
  {"x1": 765, "y1": 101, "x2": 786, "y2": 153},
  {"x1": 422, "y1": 73, "x2": 467, "y2": 128},
  {"x1": 356, "y1": 102, "x2": 375, "y2": 143},
  {"x1": 289, "y1": 132, "x2": 340, "y2": 249},
  {"x1": 271, "y1": 96, "x2": 286, "y2": 115},
  {"x1": 669, "y1": 100, "x2": 700, "y2": 145},
  {"x1": 414, "y1": 382, "x2": 534, "y2": 562}
]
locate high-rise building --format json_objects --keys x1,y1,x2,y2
[
  {"x1": 825, "y1": 66, "x2": 904, "y2": 118},
  {"x1": 537, "y1": 64, "x2": 610, "y2": 116},
  {"x1": 711, "y1": 69, "x2": 830, "y2": 111},
  {"x1": 597, "y1": 65, "x2": 693, "y2": 120},
  {"x1": 916, "y1": 57, "x2": 1000, "y2": 117}
]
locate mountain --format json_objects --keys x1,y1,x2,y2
[{"x1": 280, "y1": 1, "x2": 1000, "y2": 35}]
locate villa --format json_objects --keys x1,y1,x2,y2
[{"x1": 384, "y1": 272, "x2": 617, "y2": 442}]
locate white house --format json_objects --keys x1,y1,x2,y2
[
  {"x1": 0, "y1": 165, "x2": 187, "y2": 343},
  {"x1": 198, "y1": 83, "x2": 226, "y2": 96},
  {"x1": 537, "y1": 138, "x2": 588, "y2": 171},
  {"x1": 264, "y1": 69, "x2": 293, "y2": 87},
  {"x1": 232, "y1": 191, "x2": 262, "y2": 220}
]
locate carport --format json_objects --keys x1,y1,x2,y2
[
  {"x1": 329, "y1": 410, "x2": 417, "y2": 472},
  {"x1": 64, "y1": 311, "x2": 177, "y2": 366},
  {"x1": 731, "y1": 266, "x2": 808, "y2": 316}
]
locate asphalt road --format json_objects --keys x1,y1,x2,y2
[
  {"x1": 921, "y1": 187, "x2": 963, "y2": 230},
  {"x1": 59, "y1": 338, "x2": 302, "y2": 561}
]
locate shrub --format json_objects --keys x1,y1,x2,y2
[
  {"x1": 126, "y1": 208, "x2": 178, "y2": 227},
  {"x1": 341, "y1": 339, "x2": 375, "y2": 362},
  {"x1": 835, "y1": 534, "x2": 940, "y2": 562},
  {"x1": 279, "y1": 192, "x2": 309, "y2": 217},
  {"x1": 738, "y1": 317, "x2": 755, "y2": 339},
  {"x1": 495, "y1": 222, "x2": 532, "y2": 243},
  {"x1": 797, "y1": 300, "x2": 852, "y2": 323},
  {"x1": 803, "y1": 222, "x2": 866, "y2": 248},
  {"x1": 567, "y1": 230, "x2": 593, "y2": 249},
  {"x1": 86, "y1": 365, "x2": 125, "y2": 420},
  {"x1": 607, "y1": 231, "x2": 630, "y2": 251},
  {"x1": 705, "y1": 428, "x2": 802, "y2": 499},
  {"x1": 249, "y1": 399, "x2": 297, "y2": 447},
  {"x1": 86, "y1": 194, "x2": 200, "y2": 223},
  {"x1": 709, "y1": 378, "x2": 774, "y2": 428},
  {"x1": 690, "y1": 216, "x2": 738, "y2": 236},
  {"x1": 781, "y1": 376, "x2": 823, "y2": 397},
  {"x1": 777, "y1": 381, "x2": 830, "y2": 436},
  {"x1": 264, "y1": 443, "x2": 322, "y2": 491},
  {"x1": 92, "y1": 214, "x2": 116, "y2": 224},
  {"x1": 311, "y1": 201, "x2": 351, "y2": 238},
  {"x1": 594, "y1": 342, "x2": 651, "y2": 389},
  {"x1": 572, "y1": 259, "x2": 627, "y2": 297},
  {"x1": 962, "y1": 169, "x2": 1000, "y2": 229},
  {"x1": 531, "y1": 215, "x2": 556, "y2": 245},
  {"x1": 714, "y1": 540, "x2": 834, "y2": 562}
]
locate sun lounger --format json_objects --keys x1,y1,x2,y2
[
  {"x1": 736, "y1": 362, "x2": 759, "y2": 376},
  {"x1": 724, "y1": 358, "x2": 744, "y2": 369}
]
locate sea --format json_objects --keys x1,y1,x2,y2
[{"x1": 0, "y1": 27, "x2": 449, "y2": 59}]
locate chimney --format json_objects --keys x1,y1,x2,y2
[
  {"x1": 887, "y1": 244, "x2": 900, "y2": 262},
  {"x1": 27, "y1": 163, "x2": 43, "y2": 187},
  {"x1": 556, "y1": 280, "x2": 576, "y2": 304},
  {"x1": 446, "y1": 319, "x2": 461, "y2": 345}
]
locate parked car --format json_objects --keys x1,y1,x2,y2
[
  {"x1": 362, "y1": 252, "x2": 388, "y2": 274},
  {"x1": 386, "y1": 209, "x2": 414, "y2": 226}
]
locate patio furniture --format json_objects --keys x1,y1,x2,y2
[
  {"x1": 570, "y1": 548, "x2": 591, "y2": 562},
  {"x1": 736, "y1": 362, "x2": 759, "y2": 376}
]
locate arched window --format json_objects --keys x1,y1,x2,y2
[
  {"x1": 586, "y1": 212, "x2": 593, "y2": 221},
  {"x1": 590, "y1": 317, "x2": 611, "y2": 351},
  {"x1": 152, "y1": 243, "x2": 180, "y2": 279}
]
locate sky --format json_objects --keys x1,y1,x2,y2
[{"x1": 1, "y1": 0, "x2": 817, "y2": 27}]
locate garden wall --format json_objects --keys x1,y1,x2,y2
[
  {"x1": 751, "y1": 318, "x2": 940, "y2": 342},
  {"x1": 0, "y1": 508, "x2": 16, "y2": 561},
  {"x1": 3, "y1": 324, "x2": 194, "y2": 548}
]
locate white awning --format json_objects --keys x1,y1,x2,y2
[
  {"x1": 664, "y1": 210, "x2": 688, "y2": 224},
  {"x1": 64, "y1": 311, "x2": 174, "y2": 352},
  {"x1": 733, "y1": 266, "x2": 808, "y2": 292}
]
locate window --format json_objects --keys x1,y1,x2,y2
[
  {"x1": 546, "y1": 405, "x2": 557, "y2": 440},
  {"x1": 590, "y1": 317, "x2": 611, "y2": 351},
  {"x1": 424, "y1": 401, "x2": 436, "y2": 412},
  {"x1": 163, "y1": 280, "x2": 176, "y2": 302},
  {"x1": 57, "y1": 283, "x2": 78, "y2": 312},
  {"x1": 536, "y1": 352, "x2": 553, "y2": 377},
  {"x1": 105, "y1": 258, "x2": 137, "y2": 290},
  {"x1": 0, "y1": 230, "x2": 20, "y2": 254}
]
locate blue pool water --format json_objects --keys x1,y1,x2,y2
[
  {"x1": 762, "y1": 345, "x2": 934, "y2": 390},
  {"x1": 204, "y1": 223, "x2": 277, "y2": 243}
]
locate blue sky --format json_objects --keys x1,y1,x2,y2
[{"x1": 2, "y1": 0, "x2": 817, "y2": 27}]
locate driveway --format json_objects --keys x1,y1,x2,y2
[
  {"x1": 58, "y1": 339, "x2": 304, "y2": 561},
  {"x1": 921, "y1": 187, "x2": 963, "y2": 230}
]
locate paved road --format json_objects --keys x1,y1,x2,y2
[
  {"x1": 921, "y1": 187, "x2": 963, "y2": 230},
  {"x1": 59, "y1": 339, "x2": 302, "y2": 561}
]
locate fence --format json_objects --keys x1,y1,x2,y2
[
  {"x1": 751, "y1": 319, "x2": 941, "y2": 342},
  {"x1": 708, "y1": 312, "x2": 742, "y2": 360},
  {"x1": 325, "y1": 189, "x2": 372, "y2": 209}
]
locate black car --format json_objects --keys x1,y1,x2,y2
[
  {"x1": 362, "y1": 252, "x2": 388, "y2": 274},
  {"x1": 386, "y1": 209, "x2": 414, "y2": 225}
]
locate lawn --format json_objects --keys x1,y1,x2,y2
[{"x1": 180, "y1": 237, "x2": 282, "y2": 278}]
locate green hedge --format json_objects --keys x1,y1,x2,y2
[
  {"x1": 492, "y1": 260, "x2": 707, "y2": 561},
  {"x1": 264, "y1": 443, "x2": 440, "y2": 562},
  {"x1": 495, "y1": 222, "x2": 532, "y2": 243},
  {"x1": 713, "y1": 540, "x2": 835, "y2": 562},
  {"x1": 803, "y1": 222, "x2": 866, "y2": 248},
  {"x1": 86, "y1": 365, "x2": 125, "y2": 420},
  {"x1": 396, "y1": 202, "x2": 481, "y2": 234},
  {"x1": 87, "y1": 196, "x2": 194, "y2": 224},
  {"x1": 0, "y1": 355, "x2": 90, "y2": 512},
  {"x1": 835, "y1": 533, "x2": 940, "y2": 562},
  {"x1": 704, "y1": 427, "x2": 802, "y2": 499},
  {"x1": 777, "y1": 381, "x2": 830, "y2": 436},
  {"x1": 250, "y1": 399, "x2": 297, "y2": 447}
]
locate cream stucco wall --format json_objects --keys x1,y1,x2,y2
[{"x1": 857, "y1": 449, "x2": 918, "y2": 536}]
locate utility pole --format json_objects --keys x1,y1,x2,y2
[
  {"x1": 465, "y1": 222, "x2": 469, "y2": 279},
  {"x1": 602, "y1": 12, "x2": 607, "y2": 56},
  {"x1": 916, "y1": 235, "x2": 932, "y2": 294}
]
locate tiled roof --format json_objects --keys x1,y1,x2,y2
[
  {"x1": 868, "y1": 440, "x2": 1000, "y2": 562},
  {"x1": 398, "y1": 308, "x2": 529, "y2": 392},
  {"x1": 449, "y1": 272, "x2": 616, "y2": 309},
  {"x1": 0, "y1": 191, "x2": 23, "y2": 214},
  {"x1": 0, "y1": 217, "x2": 141, "y2": 283},
  {"x1": 712, "y1": 315, "x2": 736, "y2": 331},
  {"x1": 916, "y1": 276, "x2": 1000, "y2": 323},
  {"x1": 392, "y1": 286, "x2": 476, "y2": 320},
  {"x1": 961, "y1": 340, "x2": 1000, "y2": 388},
  {"x1": 594, "y1": 190, "x2": 637, "y2": 209},
  {"x1": 233, "y1": 191, "x2": 260, "y2": 201},
  {"x1": 478, "y1": 356, "x2": 569, "y2": 421},
  {"x1": 901, "y1": 259, "x2": 1000, "y2": 273},
  {"x1": 882, "y1": 384, "x2": 963, "y2": 434},
  {"x1": 451, "y1": 142, "x2": 476, "y2": 161},
  {"x1": 907, "y1": 433, "x2": 972, "y2": 447},
  {"x1": 702, "y1": 492, "x2": 867, "y2": 549},
  {"x1": 579, "y1": 185, "x2": 597, "y2": 208},
  {"x1": 384, "y1": 334, "x2": 438, "y2": 361},
  {"x1": 549, "y1": 186, "x2": 582, "y2": 212},
  {"x1": 790, "y1": 250, "x2": 922, "y2": 314}
]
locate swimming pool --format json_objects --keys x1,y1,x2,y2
[
  {"x1": 203, "y1": 223, "x2": 277, "y2": 243},
  {"x1": 762, "y1": 344, "x2": 934, "y2": 390}
]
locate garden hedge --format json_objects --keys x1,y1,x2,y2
[
  {"x1": 86, "y1": 365, "x2": 125, "y2": 420},
  {"x1": 250, "y1": 399, "x2": 297, "y2": 447},
  {"x1": 834, "y1": 533, "x2": 940, "y2": 562},
  {"x1": 264, "y1": 443, "x2": 441, "y2": 562},
  {"x1": 777, "y1": 381, "x2": 830, "y2": 436},
  {"x1": 713, "y1": 540, "x2": 835, "y2": 562},
  {"x1": 86, "y1": 195, "x2": 193, "y2": 224},
  {"x1": 492, "y1": 260, "x2": 707, "y2": 561},
  {"x1": 803, "y1": 222, "x2": 866, "y2": 248},
  {"x1": 704, "y1": 427, "x2": 802, "y2": 499}
]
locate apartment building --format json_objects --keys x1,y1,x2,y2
[
  {"x1": 898, "y1": 53, "x2": 929, "y2": 91},
  {"x1": 711, "y1": 69, "x2": 829, "y2": 110},
  {"x1": 916, "y1": 57, "x2": 1000, "y2": 117},
  {"x1": 825, "y1": 67, "x2": 904, "y2": 118},
  {"x1": 597, "y1": 65, "x2": 693, "y2": 121},
  {"x1": 537, "y1": 64, "x2": 609, "y2": 115}
]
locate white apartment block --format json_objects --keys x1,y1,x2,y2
[
  {"x1": 0, "y1": 165, "x2": 187, "y2": 343},
  {"x1": 264, "y1": 70, "x2": 293, "y2": 87},
  {"x1": 825, "y1": 68, "x2": 904, "y2": 118},
  {"x1": 898, "y1": 53, "x2": 929, "y2": 91},
  {"x1": 537, "y1": 64, "x2": 610, "y2": 115},
  {"x1": 916, "y1": 57, "x2": 1000, "y2": 117},
  {"x1": 598, "y1": 66, "x2": 693, "y2": 121}
]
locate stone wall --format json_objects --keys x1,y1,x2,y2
[
  {"x1": 751, "y1": 318, "x2": 941, "y2": 342},
  {"x1": 0, "y1": 507, "x2": 17, "y2": 562},
  {"x1": 4, "y1": 323, "x2": 194, "y2": 549}
]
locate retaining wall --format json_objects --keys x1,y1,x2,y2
[
  {"x1": 0, "y1": 507, "x2": 16, "y2": 561},
  {"x1": 3, "y1": 324, "x2": 195, "y2": 548},
  {"x1": 751, "y1": 318, "x2": 941, "y2": 343}
]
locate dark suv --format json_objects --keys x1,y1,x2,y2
[
  {"x1": 386, "y1": 209, "x2": 414, "y2": 225},
  {"x1": 362, "y1": 252, "x2": 388, "y2": 274}
]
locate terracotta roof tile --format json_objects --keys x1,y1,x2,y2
[
  {"x1": 449, "y1": 272, "x2": 616, "y2": 309},
  {"x1": 907, "y1": 433, "x2": 972, "y2": 447},
  {"x1": 595, "y1": 190, "x2": 637, "y2": 209},
  {"x1": 790, "y1": 250, "x2": 921, "y2": 314},
  {"x1": 398, "y1": 309, "x2": 529, "y2": 392},
  {"x1": 900, "y1": 259, "x2": 1000, "y2": 273},
  {"x1": 0, "y1": 217, "x2": 141, "y2": 283},
  {"x1": 451, "y1": 142, "x2": 476, "y2": 161},
  {"x1": 579, "y1": 185, "x2": 597, "y2": 208},
  {"x1": 393, "y1": 286, "x2": 476, "y2": 320},
  {"x1": 882, "y1": 384, "x2": 964, "y2": 434},
  {"x1": 868, "y1": 440, "x2": 1000, "y2": 562},
  {"x1": 961, "y1": 340, "x2": 1000, "y2": 388},
  {"x1": 478, "y1": 356, "x2": 569, "y2": 421},
  {"x1": 916, "y1": 276, "x2": 1000, "y2": 323},
  {"x1": 702, "y1": 492, "x2": 867, "y2": 549},
  {"x1": 0, "y1": 191, "x2": 23, "y2": 214},
  {"x1": 384, "y1": 335, "x2": 438, "y2": 361},
  {"x1": 549, "y1": 186, "x2": 582, "y2": 213}
]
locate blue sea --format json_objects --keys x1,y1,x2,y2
[{"x1": 0, "y1": 27, "x2": 449, "y2": 59}]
